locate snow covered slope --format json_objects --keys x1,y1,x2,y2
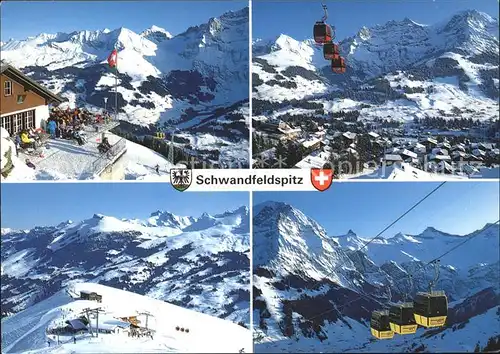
[
  {"x1": 1, "y1": 282, "x2": 252, "y2": 353},
  {"x1": 0, "y1": 129, "x2": 178, "y2": 181},
  {"x1": 1, "y1": 7, "x2": 249, "y2": 166},
  {"x1": 1, "y1": 206, "x2": 250, "y2": 329},
  {"x1": 252, "y1": 10, "x2": 499, "y2": 122},
  {"x1": 252, "y1": 201, "x2": 500, "y2": 352}
]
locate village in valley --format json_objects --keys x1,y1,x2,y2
[{"x1": 252, "y1": 112, "x2": 500, "y2": 178}]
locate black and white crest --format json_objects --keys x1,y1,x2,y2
[{"x1": 170, "y1": 168, "x2": 192, "y2": 191}]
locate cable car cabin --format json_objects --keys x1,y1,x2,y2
[
  {"x1": 323, "y1": 42, "x2": 340, "y2": 60},
  {"x1": 413, "y1": 291, "x2": 448, "y2": 328},
  {"x1": 370, "y1": 310, "x2": 394, "y2": 339},
  {"x1": 331, "y1": 57, "x2": 346, "y2": 74},
  {"x1": 313, "y1": 22, "x2": 333, "y2": 44},
  {"x1": 389, "y1": 302, "x2": 418, "y2": 335}
]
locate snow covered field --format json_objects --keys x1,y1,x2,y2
[{"x1": 1, "y1": 283, "x2": 252, "y2": 354}]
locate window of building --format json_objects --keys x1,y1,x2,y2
[
  {"x1": 4, "y1": 81, "x2": 12, "y2": 96},
  {"x1": 17, "y1": 94, "x2": 26, "y2": 104},
  {"x1": 1, "y1": 116, "x2": 12, "y2": 135},
  {"x1": 0, "y1": 110, "x2": 36, "y2": 136},
  {"x1": 24, "y1": 110, "x2": 35, "y2": 130},
  {"x1": 13, "y1": 113, "x2": 23, "y2": 134}
]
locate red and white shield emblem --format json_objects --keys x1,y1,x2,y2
[{"x1": 310, "y1": 168, "x2": 333, "y2": 192}]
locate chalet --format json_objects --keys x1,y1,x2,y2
[
  {"x1": 437, "y1": 141, "x2": 452, "y2": 150},
  {"x1": 437, "y1": 161, "x2": 454, "y2": 174},
  {"x1": 368, "y1": 132, "x2": 380, "y2": 139},
  {"x1": 428, "y1": 153, "x2": 452, "y2": 162},
  {"x1": 413, "y1": 143, "x2": 427, "y2": 154},
  {"x1": 342, "y1": 132, "x2": 357, "y2": 143},
  {"x1": 301, "y1": 138, "x2": 322, "y2": 151},
  {"x1": 80, "y1": 291, "x2": 102, "y2": 303},
  {"x1": 479, "y1": 143, "x2": 494, "y2": 151},
  {"x1": 65, "y1": 319, "x2": 88, "y2": 333},
  {"x1": 420, "y1": 137, "x2": 438, "y2": 150},
  {"x1": 451, "y1": 151, "x2": 468, "y2": 161},
  {"x1": 451, "y1": 144, "x2": 466, "y2": 152},
  {"x1": 89, "y1": 320, "x2": 131, "y2": 334},
  {"x1": 400, "y1": 149, "x2": 418, "y2": 161},
  {"x1": 1, "y1": 63, "x2": 63, "y2": 136},
  {"x1": 294, "y1": 151, "x2": 330, "y2": 169},
  {"x1": 431, "y1": 147, "x2": 449, "y2": 156},
  {"x1": 472, "y1": 148, "x2": 487, "y2": 158},
  {"x1": 383, "y1": 154, "x2": 403, "y2": 166}
]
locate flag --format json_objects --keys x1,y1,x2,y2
[{"x1": 107, "y1": 49, "x2": 118, "y2": 68}]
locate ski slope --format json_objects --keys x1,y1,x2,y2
[{"x1": 1, "y1": 283, "x2": 252, "y2": 353}]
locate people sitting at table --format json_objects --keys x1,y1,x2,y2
[{"x1": 20, "y1": 130, "x2": 37, "y2": 149}]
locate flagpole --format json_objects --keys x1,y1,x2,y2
[{"x1": 114, "y1": 44, "x2": 118, "y2": 121}]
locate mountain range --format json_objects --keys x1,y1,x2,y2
[
  {"x1": 252, "y1": 201, "x2": 500, "y2": 352},
  {"x1": 1, "y1": 206, "x2": 251, "y2": 327},
  {"x1": 0, "y1": 7, "x2": 250, "y2": 167},
  {"x1": 252, "y1": 10, "x2": 499, "y2": 124}
]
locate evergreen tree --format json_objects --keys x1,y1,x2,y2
[{"x1": 275, "y1": 141, "x2": 288, "y2": 166}]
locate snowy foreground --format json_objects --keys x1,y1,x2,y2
[
  {"x1": 352, "y1": 162, "x2": 499, "y2": 180},
  {"x1": 1, "y1": 283, "x2": 252, "y2": 353}
]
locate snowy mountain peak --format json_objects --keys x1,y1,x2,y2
[
  {"x1": 200, "y1": 212, "x2": 213, "y2": 218},
  {"x1": 140, "y1": 25, "x2": 173, "y2": 43},
  {"x1": 215, "y1": 205, "x2": 249, "y2": 218},
  {"x1": 56, "y1": 220, "x2": 73, "y2": 228},
  {"x1": 146, "y1": 210, "x2": 194, "y2": 229}
]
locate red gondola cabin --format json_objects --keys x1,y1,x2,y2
[
  {"x1": 323, "y1": 42, "x2": 340, "y2": 60},
  {"x1": 332, "y1": 57, "x2": 346, "y2": 74},
  {"x1": 313, "y1": 22, "x2": 333, "y2": 44}
]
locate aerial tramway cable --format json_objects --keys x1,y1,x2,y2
[
  {"x1": 304, "y1": 219, "x2": 500, "y2": 323},
  {"x1": 305, "y1": 181, "x2": 448, "y2": 292}
]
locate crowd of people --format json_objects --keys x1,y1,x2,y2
[{"x1": 45, "y1": 107, "x2": 112, "y2": 144}]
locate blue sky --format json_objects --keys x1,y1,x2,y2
[
  {"x1": 253, "y1": 182, "x2": 500, "y2": 237},
  {"x1": 1, "y1": 183, "x2": 249, "y2": 229},
  {"x1": 1, "y1": 1, "x2": 247, "y2": 41},
  {"x1": 253, "y1": 0, "x2": 499, "y2": 41}
]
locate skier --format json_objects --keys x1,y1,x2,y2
[
  {"x1": 47, "y1": 340, "x2": 50, "y2": 347},
  {"x1": 155, "y1": 164, "x2": 160, "y2": 174},
  {"x1": 73, "y1": 336, "x2": 76, "y2": 344}
]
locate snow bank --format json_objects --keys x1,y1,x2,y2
[{"x1": 0, "y1": 128, "x2": 36, "y2": 180}]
